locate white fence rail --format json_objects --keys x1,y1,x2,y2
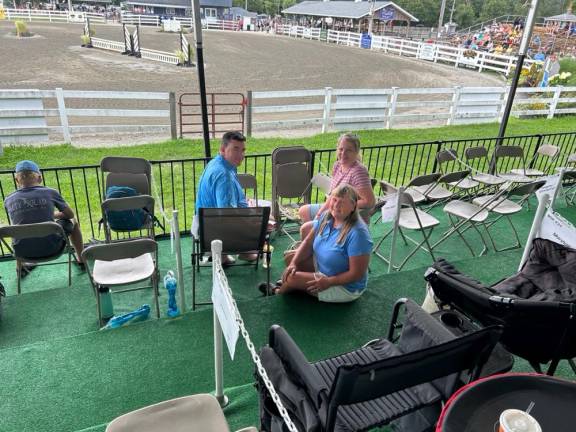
[
  {"x1": 2, "y1": 8, "x2": 107, "y2": 23},
  {"x1": 248, "y1": 86, "x2": 576, "y2": 134},
  {"x1": 0, "y1": 89, "x2": 176, "y2": 145},
  {"x1": 91, "y1": 37, "x2": 125, "y2": 53}
]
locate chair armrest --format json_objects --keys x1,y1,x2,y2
[{"x1": 268, "y1": 325, "x2": 328, "y2": 408}]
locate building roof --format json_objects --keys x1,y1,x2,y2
[
  {"x1": 282, "y1": 1, "x2": 418, "y2": 22},
  {"x1": 125, "y1": 0, "x2": 232, "y2": 8},
  {"x1": 230, "y1": 6, "x2": 257, "y2": 18},
  {"x1": 544, "y1": 13, "x2": 576, "y2": 23}
]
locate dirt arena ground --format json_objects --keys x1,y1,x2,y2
[{"x1": 0, "y1": 21, "x2": 504, "y2": 144}]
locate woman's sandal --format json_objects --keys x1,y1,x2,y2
[{"x1": 258, "y1": 282, "x2": 280, "y2": 296}]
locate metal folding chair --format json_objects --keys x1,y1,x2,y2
[
  {"x1": 237, "y1": 173, "x2": 258, "y2": 205},
  {"x1": 372, "y1": 188, "x2": 439, "y2": 272},
  {"x1": 0, "y1": 222, "x2": 73, "y2": 294},
  {"x1": 493, "y1": 145, "x2": 533, "y2": 183},
  {"x1": 82, "y1": 238, "x2": 159, "y2": 327},
  {"x1": 510, "y1": 144, "x2": 559, "y2": 177},
  {"x1": 436, "y1": 149, "x2": 479, "y2": 193},
  {"x1": 465, "y1": 146, "x2": 507, "y2": 187}
]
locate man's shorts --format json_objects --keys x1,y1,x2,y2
[
  {"x1": 13, "y1": 219, "x2": 73, "y2": 259},
  {"x1": 315, "y1": 272, "x2": 364, "y2": 303}
]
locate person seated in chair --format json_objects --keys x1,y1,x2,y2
[
  {"x1": 195, "y1": 131, "x2": 257, "y2": 263},
  {"x1": 270, "y1": 185, "x2": 372, "y2": 303},
  {"x1": 298, "y1": 133, "x2": 375, "y2": 226},
  {"x1": 4, "y1": 160, "x2": 85, "y2": 273}
]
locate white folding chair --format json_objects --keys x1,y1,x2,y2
[
  {"x1": 436, "y1": 149, "x2": 479, "y2": 192},
  {"x1": 82, "y1": 238, "x2": 159, "y2": 326},
  {"x1": 493, "y1": 146, "x2": 533, "y2": 183},
  {"x1": 106, "y1": 394, "x2": 257, "y2": 432},
  {"x1": 372, "y1": 188, "x2": 439, "y2": 272},
  {"x1": 465, "y1": 146, "x2": 507, "y2": 187},
  {"x1": 510, "y1": 144, "x2": 559, "y2": 177}
]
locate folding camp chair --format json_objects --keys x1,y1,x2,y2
[
  {"x1": 82, "y1": 238, "x2": 159, "y2": 327},
  {"x1": 0, "y1": 222, "x2": 74, "y2": 294},
  {"x1": 100, "y1": 156, "x2": 156, "y2": 242},
  {"x1": 372, "y1": 188, "x2": 439, "y2": 272},
  {"x1": 472, "y1": 180, "x2": 545, "y2": 251},
  {"x1": 191, "y1": 207, "x2": 271, "y2": 310},
  {"x1": 493, "y1": 145, "x2": 533, "y2": 183},
  {"x1": 271, "y1": 147, "x2": 313, "y2": 242},
  {"x1": 464, "y1": 146, "x2": 507, "y2": 187},
  {"x1": 238, "y1": 173, "x2": 258, "y2": 205},
  {"x1": 257, "y1": 298, "x2": 502, "y2": 432},
  {"x1": 427, "y1": 239, "x2": 576, "y2": 376},
  {"x1": 436, "y1": 149, "x2": 479, "y2": 192},
  {"x1": 106, "y1": 394, "x2": 257, "y2": 432},
  {"x1": 510, "y1": 143, "x2": 559, "y2": 177}
]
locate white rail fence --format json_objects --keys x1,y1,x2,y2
[
  {"x1": 247, "y1": 86, "x2": 576, "y2": 134},
  {"x1": 2, "y1": 8, "x2": 107, "y2": 23},
  {"x1": 0, "y1": 89, "x2": 177, "y2": 145}
]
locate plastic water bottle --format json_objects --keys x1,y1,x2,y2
[
  {"x1": 164, "y1": 271, "x2": 179, "y2": 318},
  {"x1": 102, "y1": 305, "x2": 151, "y2": 330},
  {"x1": 99, "y1": 286, "x2": 114, "y2": 320}
]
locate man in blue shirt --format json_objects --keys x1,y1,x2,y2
[
  {"x1": 195, "y1": 131, "x2": 256, "y2": 262},
  {"x1": 195, "y1": 131, "x2": 248, "y2": 212}
]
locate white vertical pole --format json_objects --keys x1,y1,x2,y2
[
  {"x1": 55, "y1": 87, "x2": 71, "y2": 144},
  {"x1": 388, "y1": 187, "x2": 404, "y2": 273},
  {"x1": 548, "y1": 86, "x2": 562, "y2": 119},
  {"x1": 211, "y1": 240, "x2": 228, "y2": 407},
  {"x1": 321, "y1": 86, "x2": 332, "y2": 134},
  {"x1": 518, "y1": 193, "x2": 549, "y2": 271},
  {"x1": 172, "y1": 210, "x2": 186, "y2": 311}
]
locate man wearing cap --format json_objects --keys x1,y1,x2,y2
[{"x1": 3, "y1": 160, "x2": 85, "y2": 272}]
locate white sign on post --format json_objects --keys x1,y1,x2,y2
[
  {"x1": 381, "y1": 193, "x2": 399, "y2": 223},
  {"x1": 539, "y1": 209, "x2": 576, "y2": 249},
  {"x1": 212, "y1": 268, "x2": 239, "y2": 359},
  {"x1": 535, "y1": 174, "x2": 561, "y2": 201}
]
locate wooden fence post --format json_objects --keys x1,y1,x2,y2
[
  {"x1": 548, "y1": 86, "x2": 562, "y2": 119},
  {"x1": 245, "y1": 90, "x2": 253, "y2": 137},
  {"x1": 321, "y1": 87, "x2": 333, "y2": 134},
  {"x1": 448, "y1": 86, "x2": 461, "y2": 126},
  {"x1": 55, "y1": 87, "x2": 71, "y2": 144},
  {"x1": 386, "y1": 87, "x2": 399, "y2": 129},
  {"x1": 169, "y1": 92, "x2": 177, "y2": 140}
]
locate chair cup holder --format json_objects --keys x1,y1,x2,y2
[{"x1": 439, "y1": 311, "x2": 463, "y2": 329}]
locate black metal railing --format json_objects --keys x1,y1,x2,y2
[{"x1": 1, "y1": 131, "x2": 574, "y2": 258}]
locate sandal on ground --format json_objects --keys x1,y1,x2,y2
[{"x1": 258, "y1": 282, "x2": 278, "y2": 296}]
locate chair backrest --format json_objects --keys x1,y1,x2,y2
[
  {"x1": 0, "y1": 222, "x2": 68, "y2": 259},
  {"x1": 494, "y1": 146, "x2": 526, "y2": 175},
  {"x1": 82, "y1": 238, "x2": 157, "y2": 262},
  {"x1": 101, "y1": 157, "x2": 152, "y2": 195},
  {"x1": 438, "y1": 169, "x2": 470, "y2": 185},
  {"x1": 237, "y1": 173, "x2": 258, "y2": 204},
  {"x1": 465, "y1": 146, "x2": 489, "y2": 161},
  {"x1": 436, "y1": 149, "x2": 458, "y2": 165},
  {"x1": 537, "y1": 144, "x2": 559, "y2": 158},
  {"x1": 407, "y1": 173, "x2": 441, "y2": 188},
  {"x1": 507, "y1": 179, "x2": 545, "y2": 198},
  {"x1": 198, "y1": 207, "x2": 270, "y2": 254},
  {"x1": 568, "y1": 154, "x2": 576, "y2": 165},
  {"x1": 378, "y1": 180, "x2": 398, "y2": 197},
  {"x1": 271, "y1": 147, "x2": 312, "y2": 220},
  {"x1": 325, "y1": 325, "x2": 502, "y2": 431}
]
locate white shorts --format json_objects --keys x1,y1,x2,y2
[{"x1": 315, "y1": 272, "x2": 364, "y2": 303}]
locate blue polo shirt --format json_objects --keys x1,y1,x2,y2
[
  {"x1": 195, "y1": 154, "x2": 248, "y2": 213},
  {"x1": 312, "y1": 216, "x2": 373, "y2": 293}
]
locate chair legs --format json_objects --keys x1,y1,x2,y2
[
  {"x1": 483, "y1": 215, "x2": 522, "y2": 252},
  {"x1": 16, "y1": 260, "x2": 22, "y2": 295},
  {"x1": 373, "y1": 227, "x2": 437, "y2": 272}
]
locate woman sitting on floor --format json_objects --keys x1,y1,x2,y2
[
  {"x1": 298, "y1": 133, "x2": 376, "y2": 224},
  {"x1": 272, "y1": 185, "x2": 373, "y2": 303}
]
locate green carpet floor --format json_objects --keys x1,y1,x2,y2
[{"x1": 0, "y1": 201, "x2": 575, "y2": 432}]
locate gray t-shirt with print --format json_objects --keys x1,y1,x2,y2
[{"x1": 4, "y1": 186, "x2": 69, "y2": 257}]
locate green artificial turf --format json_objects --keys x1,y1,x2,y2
[{"x1": 0, "y1": 202, "x2": 574, "y2": 432}]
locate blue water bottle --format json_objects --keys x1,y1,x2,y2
[{"x1": 164, "y1": 271, "x2": 179, "y2": 318}]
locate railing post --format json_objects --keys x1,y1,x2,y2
[
  {"x1": 55, "y1": 87, "x2": 72, "y2": 144},
  {"x1": 321, "y1": 87, "x2": 333, "y2": 134},
  {"x1": 386, "y1": 87, "x2": 399, "y2": 129},
  {"x1": 548, "y1": 86, "x2": 562, "y2": 119},
  {"x1": 448, "y1": 86, "x2": 461, "y2": 126},
  {"x1": 529, "y1": 134, "x2": 544, "y2": 169},
  {"x1": 245, "y1": 90, "x2": 253, "y2": 137},
  {"x1": 432, "y1": 141, "x2": 442, "y2": 172},
  {"x1": 172, "y1": 210, "x2": 186, "y2": 311},
  {"x1": 169, "y1": 92, "x2": 177, "y2": 140}
]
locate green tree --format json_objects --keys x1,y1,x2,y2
[{"x1": 454, "y1": 2, "x2": 476, "y2": 28}]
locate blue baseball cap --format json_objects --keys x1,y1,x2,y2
[{"x1": 15, "y1": 160, "x2": 40, "y2": 173}]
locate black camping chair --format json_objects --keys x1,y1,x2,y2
[
  {"x1": 426, "y1": 238, "x2": 576, "y2": 376},
  {"x1": 257, "y1": 298, "x2": 502, "y2": 432},
  {"x1": 191, "y1": 207, "x2": 271, "y2": 310}
]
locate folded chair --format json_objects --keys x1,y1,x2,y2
[
  {"x1": 271, "y1": 146, "x2": 312, "y2": 242},
  {"x1": 464, "y1": 146, "x2": 507, "y2": 187},
  {"x1": 372, "y1": 187, "x2": 439, "y2": 272},
  {"x1": 411, "y1": 171, "x2": 471, "y2": 208},
  {"x1": 191, "y1": 207, "x2": 271, "y2": 310},
  {"x1": 493, "y1": 145, "x2": 532, "y2": 183},
  {"x1": 82, "y1": 238, "x2": 159, "y2": 326},
  {"x1": 257, "y1": 298, "x2": 502, "y2": 432},
  {"x1": 472, "y1": 180, "x2": 545, "y2": 251},
  {"x1": 436, "y1": 149, "x2": 479, "y2": 192},
  {"x1": 426, "y1": 238, "x2": 576, "y2": 376},
  {"x1": 100, "y1": 156, "x2": 156, "y2": 242},
  {"x1": 510, "y1": 143, "x2": 559, "y2": 177},
  {"x1": 106, "y1": 393, "x2": 257, "y2": 432},
  {"x1": 0, "y1": 222, "x2": 74, "y2": 294}
]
